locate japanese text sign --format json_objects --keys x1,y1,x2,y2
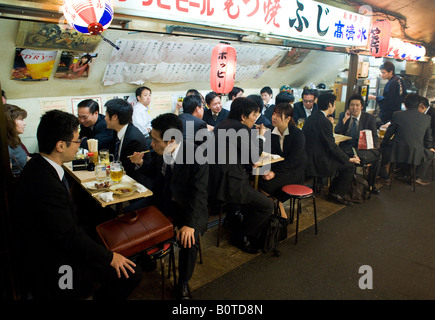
[{"x1": 115, "y1": 0, "x2": 371, "y2": 47}]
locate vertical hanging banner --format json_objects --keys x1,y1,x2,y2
[
  {"x1": 210, "y1": 42, "x2": 237, "y2": 94},
  {"x1": 11, "y1": 48, "x2": 57, "y2": 81},
  {"x1": 114, "y1": 0, "x2": 371, "y2": 47}
]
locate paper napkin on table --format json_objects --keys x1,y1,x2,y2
[
  {"x1": 134, "y1": 183, "x2": 148, "y2": 193},
  {"x1": 98, "y1": 192, "x2": 113, "y2": 202}
]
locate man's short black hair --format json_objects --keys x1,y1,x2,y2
[
  {"x1": 380, "y1": 61, "x2": 395, "y2": 74},
  {"x1": 302, "y1": 88, "x2": 319, "y2": 98},
  {"x1": 228, "y1": 97, "x2": 258, "y2": 122},
  {"x1": 151, "y1": 113, "x2": 183, "y2": 141},
  {"x1": 246, "y1": 94, "x2": 263, "y2": 113},
  {"x1": 260, "y1": 86, "x2": 273, "y2": 96},
  {"x1": 347, "y1": 93, "x2": 364, "y2": 107},
  {"x1": 205, "y1": 91, "x2": 220, "y2": 105},
  {"x1": 135, "y1": 86, "x2": 152, "y2": 98},
  {"x1": 37, "y1": 110, "x2": 79, "y2": 154},
  {"x1": 420, "y1": 96, "x2": 429, "y2": 108},
  {"x1": 404, "y1": 93, "x2": 421, "y2": 110},
  {"x1": 77, "y1": 99, "x2": 99, "y2": 114},
  {"x1": 105, "y1": 98, "x2": 133, "y2": 125},
  {"x1": 317, "y1": 93, "x2": 336, "y2": 111},
  {"x1": 182, "y1": 95, "x2": 203, "y2": 115},
  {"x1": 228, "y1": 87, "x2": 244, "y2": 100},
  {"x1": 275, "y1": 91, "x2": 295, "y2": 105}
]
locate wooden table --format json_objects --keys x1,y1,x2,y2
[
  {"x1": 334, "y1": 133, "x2": 352, "y2": 145},
  {"x1": 253, "y1": 153, "x2": 285, "y2": 190},
  {"x1": 63, "y1": 162, "x2": 153, "y2": 213}
]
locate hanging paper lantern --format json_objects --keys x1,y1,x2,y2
[
  {"x1": 369, "y1": 20, "x2": 391, "y2": 58},
  {"x1": 210, "y1": 42, "x2": 237, "y2": 94},
  {"x1": 413, "y1": 45, "x2": 426, "y2": 61},
  {"x1": 62, "y1": 0, "x2": 114, "y2": 36},
  {"x1": 387, "y1": 37, "x2": 404, "y2": 59}
]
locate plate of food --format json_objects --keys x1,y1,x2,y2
[
  {"x1": 85, "y1": 180, "x2": 112, "y2": 192},
  {"x1": 109, "y1": 183, "x2": 137, "y2": 197}
]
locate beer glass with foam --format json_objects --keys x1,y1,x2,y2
[{"x1": 110, "y1": 161, "x2": 124, "y2": 183}]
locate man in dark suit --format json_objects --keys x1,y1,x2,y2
[
  {"x1": 209, "y1": 97, "x2": 274, "y2": 253},
  {"x1": 104, "y1": 98, "x2": 150, "y2": 179},
  {"x1": 381, "y1": 93, "x2": 435, "y2": 185},
  {"x1": 334, "y1": 94, "x2": 382, "y2": 194},
  {"x1": 203, "y1": 91, "x2": 229, "y2": 128},
  {"x1": 14, "y1": 110, "x2": 141, "y2": 300},
  {"x1": 293, "y1": 88, "x2": 319, "y2": 124},
  {"x1": 418, "y1": 97, "x2": 435, "y2": 147},
  {"x1": 77, "y1": 99, "x2": 114, "y2": 151},
  {"x1": 178, "y1": 94, "x2": 209, "y2": 145},
  {"x1": 303, "y1": 93, "x2": 361, "y2": 206},
  {"x1": 130, "y1": 113, "x2": 209, "y2": 300}
]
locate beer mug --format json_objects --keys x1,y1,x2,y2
[
  {"x1": 99, "y1": 149, "x2": 113, "y2": 165},
  {"x1": 110, "y1": 161, "x2": 124, "y2": 183},
  {"x1": 95, "y1": 163, "x2": 109, "y2": 182},
  {"x1": 297, "y1": 118, "x2": 305, "y2": 129},
  {"x1": 379, "y1": 127, "x2": 386, "y2": 139}
]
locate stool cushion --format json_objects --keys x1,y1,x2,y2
[
  {"x1": 281, "y1": 184, "x2": 313, "y2": 197},
  {"x1": 96, "y1": 206, "x2": 174, "y2": 258}
]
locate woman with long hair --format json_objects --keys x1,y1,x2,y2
[{"x1": 5, "y1": 104, "x2": 30, "y2": 177}]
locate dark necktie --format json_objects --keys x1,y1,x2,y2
[
  {"x1": 349, "y1": 117, "x2": 359, "y2": 142},
  {"x1": 212, "y1": 113, "x2": 218, "y2": 121},
  {"x1": 163, "y1": 163, "x2": 173, "y2": 200},
  {"x1": 62, "y1": 174, "x2": 69, "y2": 190},
  {"x1": 114, "y1": 139, "x2": 120, "y2": 161}
]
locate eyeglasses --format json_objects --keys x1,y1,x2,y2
[
  {"x1": 64, "y1": 138, "x2": 83, "y2": 144},
  {"x1": 303, "y1": 100, "x2": 314, "y2": 104}
]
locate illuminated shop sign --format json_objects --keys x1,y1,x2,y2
[{"x1": 115, "y1": 0, "x2": 371, "y2": 47}]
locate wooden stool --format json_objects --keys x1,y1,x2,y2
[{"x1": 281, "y1": 185, "x2": 318, "y2": 244}]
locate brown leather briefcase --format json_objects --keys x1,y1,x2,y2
[{"x1": 96, "y1": 206, "x2": 175, "y2": 258}]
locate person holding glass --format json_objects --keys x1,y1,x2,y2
[{"x1": 292, "y1": 88, "x2": 319, "y2": 125}]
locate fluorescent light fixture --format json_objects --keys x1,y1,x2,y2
[{"x1": 166, "y1": 25, "x2": 249, "y2": 41}]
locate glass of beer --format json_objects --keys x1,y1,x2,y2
[
  {"x1": 297, "y1": 118, "x2": 305, "y2": 129},
  {"x1": 110, "y1": 161, "x2": 124, "y2": 183},
  {"x1": 379, "y1": 127, "x2": 386, "y2": 139},
  {"x1": 99, "y1": 149, "x2": 112, "y2": 166}
]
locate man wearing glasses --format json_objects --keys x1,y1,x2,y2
[
  {"x1": 293, "y1": 88, "x2": 319, "y2": 124},
  {"x1": 15, "y1": 110, "x2": 142, "y2": 299}
]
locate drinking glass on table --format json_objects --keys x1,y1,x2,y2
[
  {"x1": 95, "y1": 163, "x2": 109, "y2": 182},
  {"x1": 110, "y1": 161, "x2": 124, "y2": 183},
  {"x1": 99, "y1": 149, "x2": 112, "y2": 165}
]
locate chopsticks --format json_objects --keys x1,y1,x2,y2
[{"x1": 127, "y1": 150, "x2": 151, "y2": 158}]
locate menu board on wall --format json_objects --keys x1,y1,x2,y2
[{"x1": 102, "y1": 39, "x2": 284, "y2": 85}]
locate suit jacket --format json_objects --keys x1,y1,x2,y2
[
  {"x1": 381, "y1": 109, "x2": 433, "y2": 165},
  {"x1": 263, "y1": 104, "x2": 275, "y2": 123},
  {"x1": 303, "y1": 110, "x2": 350, "y2": 177},
  {"x1": 203, "y1": 108, "x2": 229, "y2": 127},
  {"x1": 79, "y1": 114, "x2": 115, "y2": 151},
  {"x1": 270, "y1": 125, "x2": 307, "y2": 177},
  {"x1": 209, "y1": 118, "x2": 264, "y2": 204},
  {"x1": 334, "y1": 111, "x2": 378, "y2": 150},
  {"x1": 139, "y1": 141, "x2": 209, "y2": 235},
  {"x1": 293, "y1": 101, "x2": 319, "y2": 123},
  {"x1": 15, "y1": 155, "x2": 112, "y2": 295},
  {"x1": 255, "y1": 114, "x2": 273, "y2": 129},
  {"x1": 113, "y1": 123, "x2": 150, "y2": 178},
  {"x1": 178, "y1": 113, "x2": 208, "y2": 145}
]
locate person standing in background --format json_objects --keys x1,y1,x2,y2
[
  {"x1": 368, "y1": 61, "x2": 407, "y2": 126},
  {"x1": 132, "y1": 86, "x2": 153, "y2": 148}
]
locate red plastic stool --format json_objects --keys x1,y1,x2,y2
[{"x1": 281, "y1": 184, "x2": 318, "y2": 244}]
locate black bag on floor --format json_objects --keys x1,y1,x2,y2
[
  {"x1": 343, "y1": 174, "x2": 371, "y2": 204},
  {"x1": 259, "y1": 215, "x2": 284, "y2": 257}
]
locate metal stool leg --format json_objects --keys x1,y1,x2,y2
[
  {"x1": 295, "y1": 198, "x2": 301, "y2": 244},
  {"x1": 313, "y1": 195, "x2": 318, "y2": 235}
]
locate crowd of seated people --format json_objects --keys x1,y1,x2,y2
[{"x1": 6, "y1": 86, "x2": 435, "y2": 301}]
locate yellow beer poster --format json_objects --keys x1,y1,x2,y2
[{"x1": 11, "y1": 48, "x2": 57, "y2": 81}]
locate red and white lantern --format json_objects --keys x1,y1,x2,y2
[
  {"x1": 210, "y1": 42, "x2": 237, "y2": 94},
  {"x1": 62, "y1": 0, "x2": 114, "y2": 36},
  {"x1": 369, "y1": 20, "x2": 391, "y2": 58}
]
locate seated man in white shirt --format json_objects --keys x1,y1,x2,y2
[{"x1": 132, "y1": 86, "x2": 153, "y2": 148}]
